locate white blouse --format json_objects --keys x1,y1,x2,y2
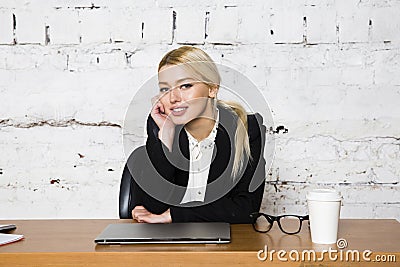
[{"x1": 180, "y1": 110, "x2": 219, "y2": 204}]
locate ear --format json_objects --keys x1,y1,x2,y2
[{"x1": 208, "y1": 84, "x2": 219, "y2": 98}]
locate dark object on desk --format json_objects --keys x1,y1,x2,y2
[
  {"x1": 250, "y1": 212, "x2": 309, "y2": 235},
  {"x1": 0, "y1": 224, "x2": 16, "y2": 233},
  {"x1": 94, "y1": 222, "x2": 230, "y2": 244}
]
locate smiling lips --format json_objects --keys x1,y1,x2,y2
[{"x1": 171, "y1": 106, "x2": 188, "y2": 116}]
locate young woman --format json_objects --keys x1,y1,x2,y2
[{"x1": 127, "y1": 46, "x2": 266, "y2": 224}]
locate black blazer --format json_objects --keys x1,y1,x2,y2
[{"x1": 129, "y1": 105, "x2": 266, "y2": 223}]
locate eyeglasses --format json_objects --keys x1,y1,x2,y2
[{"x1": 250, "y1": 212, "x2": 309, "y2": 235}]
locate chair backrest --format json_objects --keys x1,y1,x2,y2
[{"x1": 119, "y1": 146, "x2": 145, "y2": 219}]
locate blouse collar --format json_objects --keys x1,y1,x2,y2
[{"x1": 185, "y1": 108, "x2": 219, "y2": 149}]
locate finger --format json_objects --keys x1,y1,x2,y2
[
  {"x1": 154, "y1": 103, "x2": 168, "y2": 119},
  {"x1": 132, "y1": 210, "x2": 139, "y2": 221},
  {"x1": 134, "y1": 210, "x2": 152, "y2": 217},
  {"x1": 159, "y1": 103, "x2": 165, "y2": 114},
  {"x1": 137, "y1": 214, "x2": 155, "y2": 224},
  {"x1": 151, "y1": 102, "x2": 161, "y2": 115},
  {"x1": 133, "y1": 205, "x2": 147, "y2": 211},
  {"x1": 132, "y1": 206, "x2": 149, "y2": 219},
  {"x1": 154, "y1": 102, "x2": 161, "y2": 113},
  {"x1": 138, "y1": 212, "x2": 170, "y2": 224},
  {"x1": 133, "y1": 210, "x2": 151, "y2": 216},
  {"x1": 132, "y1": 206, "x2": 144, "y2": 216},
  {"x1": 134, "y1": 206, "x2": 153, "y2": 217}
]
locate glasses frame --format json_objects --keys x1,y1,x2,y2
[{"x1": 250, "y1": 212, "x2": 309, "y2": 235}]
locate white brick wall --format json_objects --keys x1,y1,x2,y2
[
  {"x1": 0, "y1": 0, "x2": 399, "y2": 220},
  {"x1": 47, "y1": 10, "x2": 80, "y2": 45},
  {"x1": 15, "y1": 10, "x2": 46, "y2": 44},
  {"x1": 207, "y1": 7, "x2": 239, "y2": 44},
  {"x1": 175, "y1": 8, "x2": 204, "y2": 44},
  {"x1": 306, "y1": 7, "x2": 336, "y2": 43},
  {"x1": 0, "y1": 11, "x2": 14, "y2": 44}
]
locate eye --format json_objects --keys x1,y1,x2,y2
[
  {"x1": 159, "y1": 87, "x2": 170, "y2": 93},
  {"x1": 179, "y1": 83, "x2": 193, "y2": 90}
]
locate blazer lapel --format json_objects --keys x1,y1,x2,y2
[
  {"x1": 205, "y1": 106, "x2": 237, "y2": 201},
  {"x1": 173, "y1": 106, "x2": 238, "y2": 203}
]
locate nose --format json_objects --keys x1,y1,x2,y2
[{"x1": 169, "y1": 87, "x2": 181, "y2": 103}]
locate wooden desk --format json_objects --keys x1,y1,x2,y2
[{"x1": 0, "y1": 219, "x2": 398, "y2": 266}]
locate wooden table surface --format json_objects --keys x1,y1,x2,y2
[{"x1": 0, "y1": 219, "x2": 399, "y2": 266}]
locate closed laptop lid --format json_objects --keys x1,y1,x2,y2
[{"x1": 94, "y1": 222, "x2": 230, "y2": 244}]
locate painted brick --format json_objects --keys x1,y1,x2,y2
[
  {"x1": 337, "y1": 8, "x2": 370, "y2": 43},
  {"x1": 237, "y1": 7, "x2": 271, "y2": 44},
  {"x1": 373, "y1": 205, "x2": 400, "y2": 219},
  {"x1": 305, "y1": 7, "x2": 337, "y2": 43},
  {"x1": 372, "y1": 48, "x2": 400, "y2": 85},
  {"x1": 127, "y1": 44, "x2": 170, "y2": 68},
  {"x1": 330, "y1": 47, "x2": 365, "y2": 67},
  {"x1": 79, "y1": 9, "x2": 113, "y2": 44},
  {"x1": 340, "y1": 204, "x2": 374, "y2": 218},
  {"x1": 0, "y1": 10, "x2": 13, "y2": 44},
  {"x1": 0, "y1": 46, "x2": 46, "y2": 70},
  {"x1": 1, "y1": 68, "x2": 135, "y2": 124},
  {"x1": 264, "y1": 48, "x2": 291, "y2": 69},
  {"x1": 372, "y1": 167, "x2": 400, "y2": 184},
  {"x1": 175, "y1": 8, "x2": 205, "y2": 44},
  {"x1": 270, "y1": 8, "x2": 304, "y2": 43},
  {"x1": 370, "y1": 7, "x2": 400, "y2": 42},
  {"x1": 341, "y1": 185, "x2": 399, "y2": 205},
  {"x1": 155, "y1": 0, "x2": 219, "y2": 8},
  {"x1": 15, "y1": 10, "x2": 45, "y2": 44},
  {"x1": 66, "y1": 49, "x2": 127, "y2": 72},
  {"x1": 340, "y1": 67, "x2": 374, "y2": 86},
  {"x1": 109, "y1": 9, "x2": 141, "y2": 43},
  {"x1": 47, "y1": 10, "x2": 80, "y2": 44},
  {"x1": 141, "y1": 9, "x2": 173, "y2": 44},
  {"x1": 0, "y1": 125, "x2": 123, "y2": 219},
  {"x1": 307, "y1": 67, "x2": 341, "y2": 86},
  {"x1": 305, "y1": 0, "x2": 335, "y2": 7},
  {"x1": 207, "y1": 7, "x2": 239, "y2": 44}
]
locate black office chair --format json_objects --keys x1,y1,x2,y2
[{"x1": 119, "y1": 145, "x2": 146, "y2": 219}]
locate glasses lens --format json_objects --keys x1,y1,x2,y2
[
  {"x1": 279, "y1": 216, "x2": 302, "y2": 234},
  {"x1": 253, "y1": 215, "x2": 273, "y2": 233}
]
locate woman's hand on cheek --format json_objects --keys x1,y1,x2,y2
[
  {"x1": 151, "y1": 95, "x2": 168, "y2": 127},
  {"x1": 151, "y1": 95, "x2": 176, "y2": 151}
]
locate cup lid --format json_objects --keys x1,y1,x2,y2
[{"x1": 306, "y1": 189, "x2": 342, "y2": 201}]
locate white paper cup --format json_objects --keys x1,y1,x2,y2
[{"x1": 307, "y1": 189, "x2": 342, "y2": 244}]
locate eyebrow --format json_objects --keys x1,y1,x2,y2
[{"x1": 158, "y1": 77, "x2": 196, "y2": 86}]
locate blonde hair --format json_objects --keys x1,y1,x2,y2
[{"x1": 158, "y1": 46, "x2": 251, "y2": 180}]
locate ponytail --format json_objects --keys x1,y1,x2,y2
[{"x1": 217, "y1": 100, "x2": 252, "y2": 180}]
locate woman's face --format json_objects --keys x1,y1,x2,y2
[{"x1": 157, "y1": 64, "x2": 217, "y2": 125}]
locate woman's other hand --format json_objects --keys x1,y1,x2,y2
[
  {"x1": 132, "y1": 206, "x2": 172, "y2": 224},
  {"x1": 151, "y1": 95, "x2": 175, "y2": 151}
]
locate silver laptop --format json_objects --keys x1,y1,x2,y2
[{"x1": 94, "y1": 222, "x2": 230, "y2": 244}]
